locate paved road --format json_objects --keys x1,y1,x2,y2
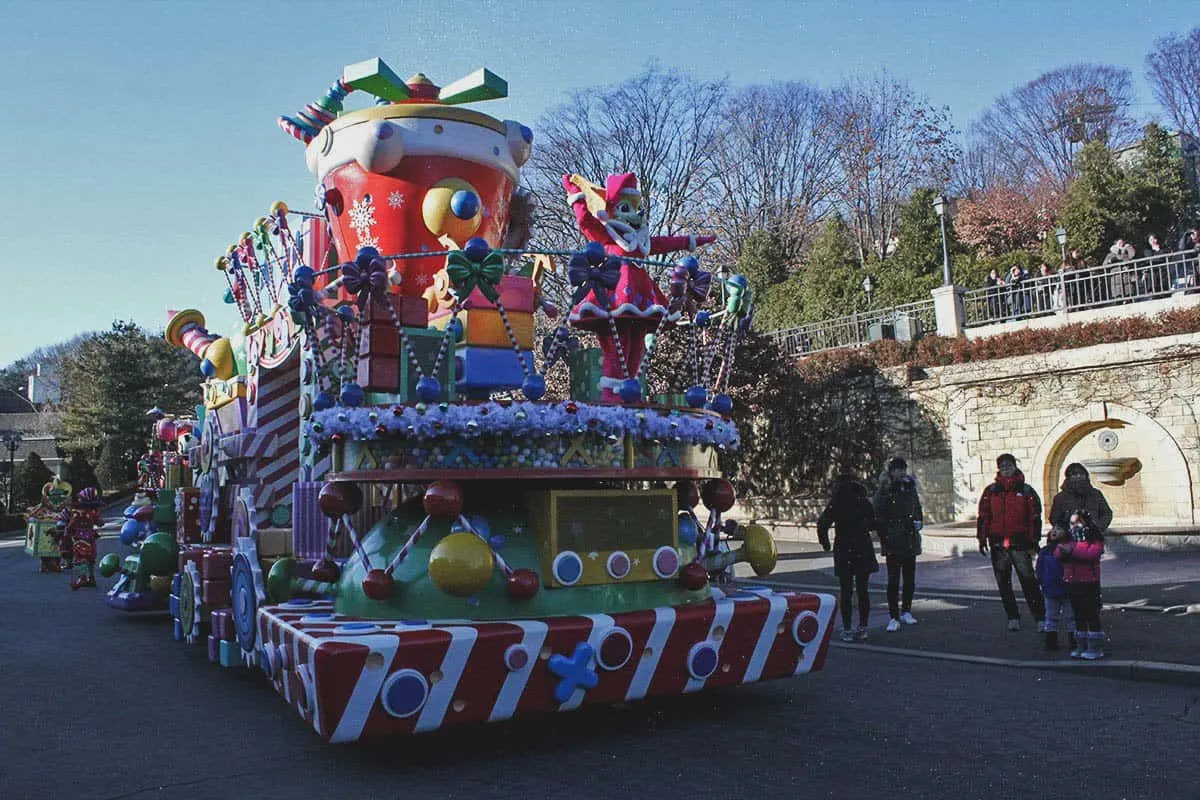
[{"x1": 2, "y1": 539, "x2": 1199, "y2": 799}]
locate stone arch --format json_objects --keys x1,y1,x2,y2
[{"x1": 1031, "y1": 402, "x2": 1194, "y2": 525}]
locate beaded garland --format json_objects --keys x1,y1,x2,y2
[{"x1": 307, "y1": 400, "x2": 740, "y2": 450}]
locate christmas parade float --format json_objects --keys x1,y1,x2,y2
[{"x1": 132, "y1": 57, "x2": 835, "y2": 742}]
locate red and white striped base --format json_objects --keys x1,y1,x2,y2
[{"x1": 256, "y1": 587, "x2": 836, "y2": 742}]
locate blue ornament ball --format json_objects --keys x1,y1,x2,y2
[
  {"x1": 415, "y1": 376, "x2": 442, "y2": 404},
  {"x1": 355, "y1": 246, "x2": 382, "y2": 268},
  {"x1": 119, "y1": 519, "x2": 142, "y2": 546},
  {"x1": 223, "y1": 287, "x2": 235, "y2": 304},
  {"x1": 336, "y1": 305, "x2": 356, "y2": 322},
  {"x1": 463, "y1": 237, "x2": 491, "y2": 263},
  {"x1": 200, "y1": 359, "x2": 217, "y2": 378},
  {"x1": 618, "y1": 378, "x2": 642, "y2": 403},
  {"x1": 677, "y1": 514, "x2": 699, "y2": 546},
  {"x1": 340, "y1": 382, "x2": 365, "y2": 407},
  {"x1": 694, "y1": 311, "x2": 712, "y2": 329},
  {"x1": 488, "y1": 534, "x2": 506, "y2": 551},
  {"x1": 447, "y1": 318, "x2": 464, "y2": 342},
  {"x1": 313, "y1": 391, "x2": 334, "y2": 411},
  {"x1": 522, "y1": 374, "x2": 547, "y2": 401},
  {"x1": 681, "y1": 255, "x2": 700, "y2": 276},
  {"x1": 710, "y1": 393, "x2": 734, "y2": 415},
  {"x1": 449, "y1": 189, "x2": 480, "y2": 220},
  {"x1": 292, "y1": 265, "x2": 315, "y2": 287},
  {"x1": 685, "y1": 385, "x2": 708, "y2": 408},
  {"x1": 584, "y1": 241, "x2": 607, "y2": 266}
]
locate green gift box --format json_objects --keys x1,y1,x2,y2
[
  {"x1": 363, "y1": 326, "x2": 455, "y2": 404},
  {"x1": 568, "y1": 347, "x2": 604, "y2": 402}
]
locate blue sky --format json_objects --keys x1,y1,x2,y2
[{"x1": 0, "y1": 0, "x2": 1194, "y2": 366}]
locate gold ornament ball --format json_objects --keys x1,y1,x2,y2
[
  {"x1": 427, "y1": 533, "x2": 494, "y2": 597},
  {"x1": 742, "y1": 524, "x2": 778, "y2": 576}
]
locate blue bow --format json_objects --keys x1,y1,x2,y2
[
  {"x1": 341, "y1": 247, "x2": 389, "y2": 308},
  {"x1": 568, "y1": 252, "x2": 622, "y2": 307}
]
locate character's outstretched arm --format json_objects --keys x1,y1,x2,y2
[
  {"x1": 562, "y1": 175, "x2": 609, "y2": 243},
  {"x1": 649, "y1": 234, "x2": 716, "y2": 256}
]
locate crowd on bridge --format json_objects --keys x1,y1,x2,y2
[
  {"x1": 817, "y1": 453, "x2": 1114, "y2": 659},
  {"x1": 983, "y1": 227, "x2": 1200, "y2": 320}
]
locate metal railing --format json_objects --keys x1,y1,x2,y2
[
  {"x1": 964, "y1": 249, "x2": 1200, "y2": 327},
  {"x1": 770, "y1": 299, "x2": 937, "y2": 358}
]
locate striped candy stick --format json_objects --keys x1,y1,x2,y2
[
  {"x1": 383, "y1": 516, "x2": 431, "y2": 575},
  {"x1": 341, "y1": 514, "x2": 372, "y2": 569},
  {"x1": 493, "y1": 299, "x2": 530, "y2": 377},
  {"x1": 456, "y1": 515, "x2": 514, "y2": 577},
  {"x1": 278, "y1": 79, "x2": 353, "y2": 144}
]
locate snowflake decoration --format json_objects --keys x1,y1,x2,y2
[
  {"x1": 357, "y1": 231, "x2": 380, "y2": 250},
  {"x1": 348, "y1": 197, "x2": 377, "y2": 235},
  {"x1": 387, "y1": 191, "x2": 405, "y2": 209}
]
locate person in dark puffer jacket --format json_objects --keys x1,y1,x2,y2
[
  {"x1": 873, "y1": 457, "x2": 924, "y2": 632},
  {"x1": 977, "y1": 453, "x2": 1046, "y2": 631},
  {"x1": 818, "y1": 476, "x2": 878, "y2": 642},
  {"x1": 1049, "y1": 462, "x2": 1113, "y2": 533}
]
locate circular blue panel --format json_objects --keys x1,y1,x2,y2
[
  {"x1": 381, "y1": 669, "x2": 430, "y2": 718},
  {"x1": 231, "y1": 555, "x2": 258, "y2": 653},
  {"x1": 283, "y1": 598, "x2": 314, "y2": 607},
  {"x1": 688, "y1": 642, "x2": 719, "y2": 680},
  {"x1": 553, "y1": 551, "x2": 584, "y2": 586},
  {"x1": 450, "y1": 189, "x2": 480, "y2": 220}
]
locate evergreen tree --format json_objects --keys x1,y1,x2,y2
[
  {"x1": 736, "y1": 228, "x2": 795, "y2": 289},
  {"x1": 752, "y1": 274, "x2": 806, "y2": 332},
  {"x1": 799, "y1": 216, "x2": 867, "y2": 321},
  {"x1": 62, "y1": 451, "x2": 100, "y2": 494},
  {"x1": 876, "y1": 188, "x2": 960, "y2": 305},
  {"x1": 1124, "y1": 123, "x2": 1196, "y2": 246},
  {"x1": 1058, "y1": 142, "x2": 1126, "y2": 263},
  {"x1": 57, "y1": 321, "x2": 198, "y2": 491},
  {"x1": 12, "y1": 452, "x2": 54, "y2": 509}
]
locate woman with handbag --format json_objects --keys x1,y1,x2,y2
[
  {"x1": 817, "y1": 476, "x2": 879, "y2": 642},
  {"x1": 873, "y1": 457, "x2": 924, "y2": 632}
]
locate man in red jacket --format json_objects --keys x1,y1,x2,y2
[{"x1": 977, "y1": 453, "x2": 1046, "y2": 631}]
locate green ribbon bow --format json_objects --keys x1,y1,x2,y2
[{"x1": 445, "y1": 249, "x2": 505, "y2": 303}]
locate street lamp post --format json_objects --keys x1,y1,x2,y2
[
  {"x1": 932, "y1": 194, "x2": 952, "y2": 286},
  {"x1": 1055, "y1": 227, "x2": 1068, "y2": 264},
  {"x1": 0, "y1": 431, "x2": 21, "y2": 513},
  {"x1": 861, "y1": 273, "x2": 876, "y2": 308}
]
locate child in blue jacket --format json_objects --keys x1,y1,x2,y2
[{"x1": 1036, "y1": 526, "x2": 1075, "y2": 651}]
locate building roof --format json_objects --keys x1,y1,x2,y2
[{"x1": 0, "y1": 389, "x2": 35, "y2": 414}]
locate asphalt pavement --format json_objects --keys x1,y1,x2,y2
[{"x1": 736, "y1": 540, "x2": 1200, "y2": 684}]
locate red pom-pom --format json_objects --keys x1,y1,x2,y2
[
  {"x1": 362, "y1": 568, "x2": 394, "y2": 601},
  {"x1": 679, "y1": 562, "x2": 708, "y2": 590},
  {"x1": 311, "y1": 558, "x2": 341, "y2": 583},
  {"x1": 318, "y1": 481, "x2": 363, "y2": 518},
  {"x1": 700, "y1": 479, "x2": 736, "y2": 512},
  {"x1": 423, "y1": 480, "x2": 464, "y2": 519},
  {"x1": 506, "y1": 568, "x2": 540, "y2": 600},
  {"x1": 676, "y1": 480, "x2": 701, "y2": 510}
]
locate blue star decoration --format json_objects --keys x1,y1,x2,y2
[{"x1": 547, "y1": 642, "x2": 599, "y2": 703}]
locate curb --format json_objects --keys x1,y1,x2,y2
[
  {"x1": 750, "y1": 577, "x2": 1193, "y2": 615},
  {"x1": 830, "y1": 641, "x2": 1200, "y2": 686}
]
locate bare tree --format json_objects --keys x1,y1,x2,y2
[
  {"x1": 825, "y1": 73, "x2": 959, "y2": 263},
  {"x1": 525, "y1": 63, "x2": 729, "y2": 259},
  {"x1": 708, "y1": 82, "x2": 840, "y2": 264},
  {"x1": 952, "y1": 133, "x2": 1013, "y2": 197},
  {"x1": 974, "y1": 64, "x2": 1139, "y2": 189},
  {"x1": 1146, "y1": 27, "x2": 1200, "y2": 138}
]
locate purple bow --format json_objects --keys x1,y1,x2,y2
[
  {"x1": 568, "y1": 253, "x2": 622, "y2": 307},
  {"x1": 669, "y1": 265, "x2": 712, "y2": 314},
  {"x1": 341, "y1": 247, "x2": 388, "y2": 308}
]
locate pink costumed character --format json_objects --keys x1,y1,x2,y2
[{"x1": 562, "y1": 172, "x2": 715, "y2": 402}]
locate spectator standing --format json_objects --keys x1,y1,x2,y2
[
  {"x1": 817, "y1": 476, "x2": 878, "y2": 642},
  {"x1": 1056, "y1": 510, "x2": 1106, "y2": 660},
  {"x1": 977, "y1": 453, "x2": 1046, "y2": 631},
  {"x1": 1035, "y1": 262, "x2": 1062, "y2": 312},
  {"x1": 1006, "y1": 264, "x2": 1031, "y2": 317},
  {"x1": 1175, "y1": 228, "x2": 1199, "y2": 290},
  {"x1": 1176, "y1": 227, "x2": 1198, "y2": 253},
  {"x1": 873, "y1": 457, "x2": 923, "y2": 632},
  {"x1": 1141, "y1": 234, "x2": 1171, "y2": 294},
  {"x1": 1036, "y1": 527, "x2": 1075, "y2": 652},
  {"x1": 1104, "y1": 238, "x2": 1138, "y2": 302},
  {"x1": 1048, "y1": 462, "x2": 1113, "y2": 533},
  {"x1": 985, "y1": 268, "x2": 1005, "y2": 320}
]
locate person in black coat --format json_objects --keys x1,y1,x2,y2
[
  {"x1": 874, "y1": 456, "x2": 924, "y2": 631},
  {"x1": 818, "y1": 476, "x2": 879, "y2": 642}
]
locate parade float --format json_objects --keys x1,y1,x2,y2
[
  {"x1": 136, "y1": 57, "x2": 834, "y2": 742},
  {"x1": 24, "y1": 476, "x2": 72, "y2": 572}
]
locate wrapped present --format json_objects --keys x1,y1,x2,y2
[
  {"x1": 256, "y1": 527, "x2": 292, "y2": 558},
  {"x1": 429, "y1": 308, "x2": 533, "y2": 349},
  {"x1": 203, "y1": 579, "x2": 231, "y2": 607},
  {"x1": 455, "y1": 345, "x2": 529, "y2": 396},
  {"x1": 177, "y1": 488, "x2": 202, "y2": 544},
  {"x1": 568, "y1": 347, "x2": 604, "y2": 402},
  {"x1": 460, "y1": 274, "x2": 536, "y2": 313},
  {"x1": 358, "y1": 325, "x2": 454, "y2": 400},
  {"x1": 201, "y1": 549, "x2": 234, "y2": 581},
  {"x1": 292, "y1": 482, "x2": 331, "y2": 560}
]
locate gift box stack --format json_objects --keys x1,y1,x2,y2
[{"x1": 430, "y1": 276, "x2": 535, "y2": 398}]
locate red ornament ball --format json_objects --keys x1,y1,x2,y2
[
  {"x1": 311, "y1": 558, "x2": 341, "y2": 583},
  {"x1": 362, "y1": 568, "x2": 394, "y2": 601},
  {"x1": 700, "y1": 479, "x2": 736, "y2": 512},
  {"x1": 423, "y1": 480, "x2": 464, "y2": 519},
  {"x1": 506, "y1": 568, "x2": 540, "y2": 600},
  {"x1": 318, "y1": 481, "x2": 363, "y2": 518},
  {"x1": 679, "y1": 562, "x2": 708, "y2": 590},
  {"x1": 676, "y1": 480, "x2": 701, "y2": 510}
]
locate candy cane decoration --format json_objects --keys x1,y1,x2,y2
[
  {"x1": 457, "y1": 515, "x2": 513, "y2": 576},
  {"x1": 383, "y1": 516, "x2": 432, "y2": 575},
  {"x1": 341, "y1": 514, "x2": 372, "y2": 569}
]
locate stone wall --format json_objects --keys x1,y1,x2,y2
[{"x1": 744, "y1": 331, "x2": 1200, "y2": 538}]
